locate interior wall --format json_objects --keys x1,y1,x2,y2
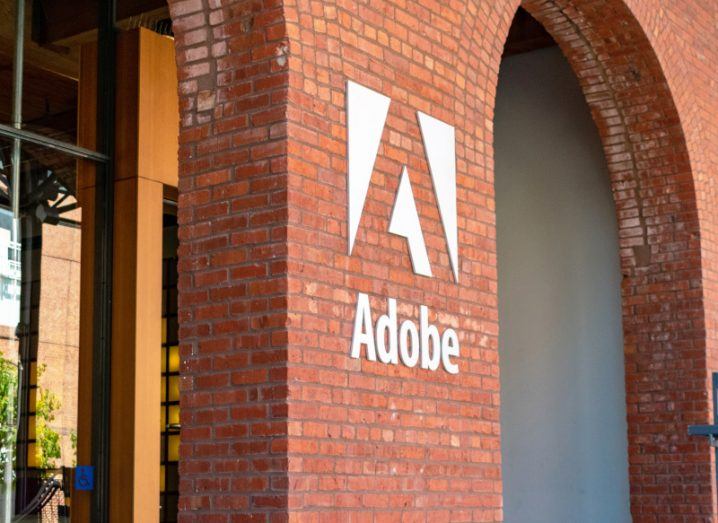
[{"x1": 495, "y1": 46, "x2": 631, "y2": 522}]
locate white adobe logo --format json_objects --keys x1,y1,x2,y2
[{"x1": 346, "y1": 80, "x2": 459, "y2": 282}]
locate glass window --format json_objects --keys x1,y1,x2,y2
[
  {"x1": 1, "y1": 1, "x2": 178, "y2": 520},
  {"x1": 0, "y1": 132, "x2": 84, "y2": 520},
  {"x1": 0, "y1": 207, "x2": 20, "y2": 330},
  {"x1": 160, "y1": 210, "x2": 178, "y2": 522},
  {"x1": 0, "y1": 0, "x2": 101, "y2": 518}
]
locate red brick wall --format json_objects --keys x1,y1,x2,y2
[
  {"x1": 168, "y1": 0, "x2": 718, "y2": 521},
  {"x1": 169, "y1": 0, "x2": 291, "y2": 518}
]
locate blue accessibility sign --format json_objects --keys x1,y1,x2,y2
[{"x1": 74, "y1": 466, "x2": 94, "y2": 491}]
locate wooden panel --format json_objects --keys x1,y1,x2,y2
[
  {"x1": 114, "y1": 31, "x2": 140, "y2": 186},
  {"x1": 131, "y1": 179, "x2": 163, "y2": 521},
  {"x1": 110, "y1": 177, "x2": 162, "y2": 523},
  {"x1": 115, "y1": 28, "x2": 179, "y2": 188},
  {"x1": 108, "y1": 28, "x2": 171, "y2": 522},
  {"x1": 75, "y1": 29, "x2": 175, "y2": 522},
  {"x1": 137, "y1": 29, "x2": 179, "y2": 188},
  {"x1": 74, "y1": 182, "x2": 94, "y2": 523},
  {"x1": 73, "y1": 42, "x2": 97, "y2": 523},
  {"x1": 77, "y1": 43, "x2": 97, "y2": 191}
]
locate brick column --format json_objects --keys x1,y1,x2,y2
[
  {"x1": 168, "y1": 0, "x2": 718, "y2": 521},
  {"x1": 169, "y1": 0, "x2": 291, "y2": 519}
]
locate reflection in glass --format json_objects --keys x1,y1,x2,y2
[
  {"x1": 0, "y1": 129, "x2": 81, "y2": 520},
  {"x1": 0, "y1": 209, "x2": 20, "y2": 329},
  {"x1": 2, "y1": 0, "x2": 177, "y2": 518},
  {"x1": 0, "y1": 140, "x2": 21, "y2": 523}
]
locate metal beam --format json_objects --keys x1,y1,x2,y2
[
  {"x1": 687, "y1": 425, "x2": 718, "y2": 437},
  {"x1": 5, "y1": 0, "x2": 24, "y2": 517},
  {"x1": 0, "y1": 124, "x2": 108, "y2": 162}
]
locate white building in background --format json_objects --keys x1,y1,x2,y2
[{"x1": 0, "y1": 210, "x2": 19, "y2": 328}]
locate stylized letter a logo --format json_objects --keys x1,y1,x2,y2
[{"x1": 346, "y1": 81, "x2": 459, "y2": 282}]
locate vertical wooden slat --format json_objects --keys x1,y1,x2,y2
[
  {"x1": 110, "y1": 176, "x2": 163, "y2": 522},
  {"x1": 74, "y1": 41, "x2": 97, "y2": 523},
  {"x1": 137, "y1": 28, "x2": 179, "y2": 188},
  {"x1": 109, "y1": 28, "x2": 177, "y2": 523},
  {"x1": 75, "y1": 28, "x2": 178, "y2": 522}
]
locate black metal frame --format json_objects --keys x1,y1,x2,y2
[
  {"x1": 0, "y1": 124, "x2": 108, "y2": 163},
  {"x1": 160, "y1": 248, "x2": 179, "y2": 523},
  {"x1": 90, "y1": 1, "x2": 117, "y2": 521}
]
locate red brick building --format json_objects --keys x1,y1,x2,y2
[
  {"x1": 165, "y1": 0, "x2": 718, "y2": 521},
  {"x1": 2, "y1": 0, "x2": 718, "y2": 521}
]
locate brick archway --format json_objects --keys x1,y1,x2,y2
[
  {"x1": 501, "y1": 1, "x2": 710, "y2": 518},
  {"x1": 165, "y1": 0, "x2": 713, "y2": 520}
]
